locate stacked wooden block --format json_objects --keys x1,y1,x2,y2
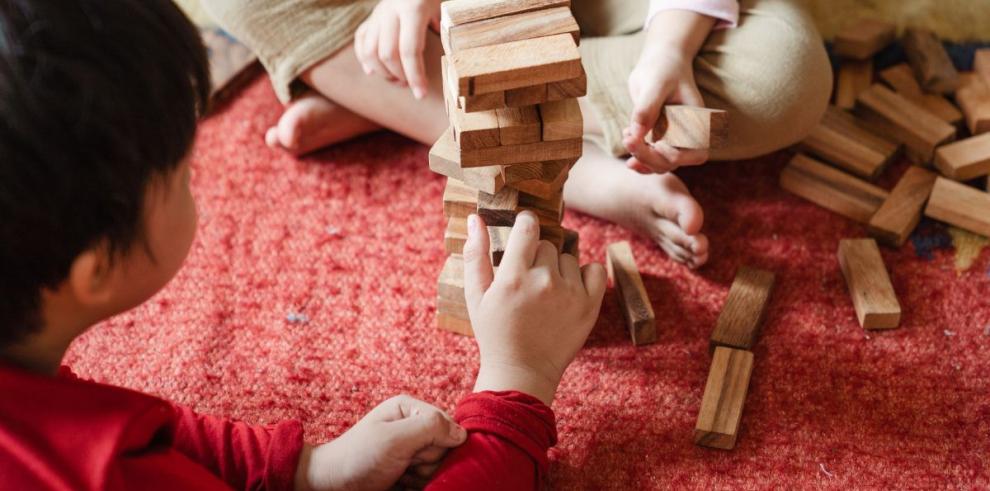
[
  {"x1": 433, "y1": 0, "x2": 585, "y2": 336},
  {"x1": 784, "y1": 20, "x2": 990, "y2": 331}
]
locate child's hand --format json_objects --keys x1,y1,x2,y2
[
  {"x1": 462, "y1": 212, "x2": 607, "y2": 405},
  {"x1": 354, "y1": 0, "x2": 441, "y2": 100},
  {"x1": 296, "y1": 395, "x2": 467, "y2": 491}
]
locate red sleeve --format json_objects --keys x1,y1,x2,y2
[
  {"x1": 168, "y1": 403, "x2": 304, "y2": 491},
  {"x1": 426, "y1": 391, "x2": 557, "y2": 491}
]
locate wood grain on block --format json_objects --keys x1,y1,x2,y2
[
  {"x1": 902, "y1": 28, "x2": 959, "y2": 94},
  {"x1": 867, "y1": 166, "x2": 938, "y2": 247},
  {"x1": 924, "y1": 177, "x2": 990, "y2": 237},
  {"x1": 441, "y1": 0, "x2": 570, "y2": 27},
  {"x1": 443, "y1": 57, "x2": 500, "y2": 150},
  {"x1": 438, "y1": 253, "x2": 465, "y2": 303},
  {"x1": 477, "y1": 187, "x2": 564, "y2": 227},
  {"x1": 605, "y1": 241, "x2": 656, "y2": 345},
  {"x1": 430, "y1": 131, "x2": 504, "y2": 194},
  {"x1": 652, "y1": 106, "x2": 728, "y2": 149},
  {"x1": 505, "y1": 84, "x2": 547, "y2": 107},
  {"x1": 976, "y1": 49, "x2": 990, "y2": 84},
  {"x1": 562, "y1": 228, "x2": 579, "y2": 257},
  {"x1": 488, "y1": 226, "x2": 511, "y2": 266},
  {"x1": 878, "y1": 64, "x2": 962, "y2": 125},
  {"x1": 832, "y1": 19, "x2": 896, "y2": 60},
  {"x1": 955, "y1": 73, "x2": 990, "y2": 135},
  {"x1": 459, "y1": 137, "x2": 582, "y2": 167},
  {"x1": 444, "y1": 6, "x2": 578, "y2": 53},
  {"x1": 442, "y1": 178, "x2": 478, "y2": 219},
  {"x1": 837, "y1": 239, "x2": 901, "y2": 329},
  {"x1": 539, "y1": 99, "x2": 583, "y2": 141},
  {"x1": 459, "y1": 91, "x2": 505, "y2": 113},
  {"x1": 506, "y1": 161, "x2": 571, "y2": 199},
  {"x1": 444, "y1": 217, "x2": 468, "y2": 255},
  {"x1": 779, "y1": 154, "x2": 890, "y2": 224},
  {"x1": 503, "y1": 159, "x2": 571, "y2": 184},
  {"x1": 935, "y1": 133, "x2": 990, "y2": 181},
  {"x1": 437, "y1": 311, "x2": 473, "y2": 337},
  {"x1": 539, "y1": 224, "x2": 566, "y2": 250},
  {"x1": 462, "y1": 74, "x2": 585, "y2": 111},
  {"x1": 801, "y1": 105, "x2": 899, "y2": 180},
  {"x1": 854, "y1": 84, "x2": 956, "y2": 162},
  {"x1": 547, "y1": 69, "x2": 587, "y2": 100},
  {"x1": 835, "y1": 59, "x2": 873, "y2": 110},
  {"x1": 496, "y1": 106, "x2": 541, "y2": 145},
  {"x1": 450, "y1": 34, "x2": 582, "y2": 96},
  {"x1": 694, "y1": 347, "x2": 754, "y2": 450},
  {"x1": 710, "y1": 267, "x2": 775, "y2": 352}
]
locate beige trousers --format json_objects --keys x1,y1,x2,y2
[{"x1": 205, "y1": 0, "x2": 832, "y2": 160}]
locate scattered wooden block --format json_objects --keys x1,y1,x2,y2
[
  {"x1": 878, "y1": 63, "x2": 963, "y2": 125},
  {"x1": 710, "y1": 267, "x2": 775, "y2": 353},
  {"x1": 801, "y1": 105, "x2": 899, "y2": 180},
  {"x1": 506, "y1": 160, "x2": 571, "y2": 199},
  {"x1": 835, "y1": 58, "x2": 873, "y2": 110},
  {"x1": 505, "y1": 84, "x2": 547, "y2": 107},
  {"x1": 902, "y1": 28, "x2": 959, "y2": 94},
  {"x1": 955, "y1": 72, "x2": 990, "y2": 135},
  {"x1": 562, "y1": 228, "x2": 579, "y2": 257},
  {"x1": 429, "y1": 130, "x2": 505, "y2": 194},
  {"x1": 459, "y1": 137, "x2": 582, "y2": 167},
  {"x1": 694, "y1": 347, "x2": 754, "y2": 450},
  {"x1": 488, "y1": 226, "x2": 511, "y2": 266},
  {"x1": 449, "y1": 34, "x2": 583, "y2": 96},
  {"x1": 547, "y1": 69, "x2": 587, "y2": 100},
  {"x1": 459, "y1": 91, "x2": 505, "y2": 113},
  {"x1": 442, "y1": 178, "x2": 479, "y2": 219},
  {"x1": 477, "y1": 187, "x2": 563, "y2": 227},
  {"x1": 496, "y1": 106, "x2": 541, "y2": 145},
  {"x1": 445, "y1": 217, "x2": 468, "y2": 254},
  {"x1": 503, "y1": 159, "x2": 570, "y2": 184},
  {"x1": 924, "y1": 176, "x2": 990, "y2": 237},
  {"x1": 867, "y1": 166, "x2": 938, "y2": 247},
  {"x1": 441, "y1": 0, "x2": 570, "y2": 27},
  {"x1": 832, "y1": 19, "x2": 896, "y2": 60},
  {"x1": 652, "y1": 106, "x2": 728, "y2": 149},
  {"x1": 837, "y1": 239, "x2": 901, "y2": 329},
  {"x1": 779, "y1": 154, "x2": 890, "y2": 224},
  {"x1": 605, "y1": 241, "x2": 656, "y2": 346},
  {"x1": 539, "y1": 98, "x2": 583, "y2": 141},
  {"x1": 975, "y1": 49, "x2": 990, "y2": 84},
  {"x1": 443, "y1": 6, "x2": 579, "y2": 53},
  {"x1": 934, "y1": 133, "x2": 990, "y2": 181},
  {"x1": 854, "y1": 84, "x2": 956, "y2": 162}
]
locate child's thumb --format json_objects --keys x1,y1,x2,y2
[
  {"x1": 462, "y1": 214, "x2": 493, "y2": 314},
  {"x1": 388, "y1": 411, "x2": 468, "y2": 456}
]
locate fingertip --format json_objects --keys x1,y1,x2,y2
[{"x1": 449, "y1": 423, "x2": 467, "y2": 444}]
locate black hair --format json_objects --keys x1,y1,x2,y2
[{"x1": 0, "y1": 0, "x2": 210, "y2": 344}]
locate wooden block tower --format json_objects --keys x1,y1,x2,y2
[{"x1": 432, "y1": 0, "x2": 585, "y2": 336}]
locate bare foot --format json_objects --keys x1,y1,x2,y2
[
  {"x1": 266, "y1": 91, "x2": 381, "y2": 155},
  {"x1": 565, "y1": 142, "x2": 710, "y2": 268}
]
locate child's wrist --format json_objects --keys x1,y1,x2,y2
[{"x1": 474, "y1": 359, "x2": 559, "y2": 406}]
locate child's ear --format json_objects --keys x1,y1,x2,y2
[{"x1": 66, "y1": 242, "x2": 117, "y2": 307}]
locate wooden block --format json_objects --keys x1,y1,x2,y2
[
  {"x1": 503, "y1": 159, "x2": 570, "y2": 184},
  {"x1": 710, "y1": 267, "x2": 775, "y2": 352},
  {"x1": 924, "y1": 176, "x2": 990, "y2": 237},
  {"x1": 837, "y1": 239, "x2": 901, "y2": 329},
  {"x1": 779, "y1": 154, "x2": 890, "y2": 224},
  {"x1": 832, "y1": 19, "x2": 896, "y2": 60},
  {"x1": 450, "y1": 34, "x2": 582, "y2": 96},
  {"x1": 854, "y1": 84, "x2": 956, "y2": 163},
  {"x1": 477, "y1": 187, "x2": 564, "y2": 227},
  {"x1": 438, "y1": 253, "x2": 465, "y2": 303},
  {"x1": 444, "y1": 6, "x2": 579, "y2": 53},
  {"x1": 867, "y1": 166, "x2": 938, "y2": 247},
  {"x1": 801, "y1": 105, "x2": 899, "y2": 180},
  {"x1": 562, "y1": 228, "x2": 579, "y2": 257},
  {"x1": 459, "y1": 137, "x2": 582, "y2": 167},
  {"x1": 547, "y1": 69, "x2": 587, "y2": 100},
  {"x1": 506, "y1": 160, "x2": 571, "y2": 199},
  {"x1": 442, "y1": 178, "x2": 479, "y2": 219},
  {"x1": 652, "y1": 106, "x2": 729, "y2": 149},
  {"x1": 605, "y1": 241, "x2": 656, "y2": 346},
  {"x1": 935, "y1": 133, "x2": 990, "y2": 181},
  {"x1": 459, "y1": 91, "x2": 505, "y2": 113},
  {"x1": 437, "y1": 311, "x2": 473, "y2": 336},
  {"x1": 505, "y1": 84, "x2": 547, "y2": 107},
  {"x1": 539, "y1": 99, "x2": 583, "y2": 141},
  {"x1": 430, "y1": 131, "x2": 505, "y2": 194},
  {"x1": 902, "y1": 28, "x2": 959, "y2": 94},
  {"x1": 488, "y1": 226, "x2": 511, "y2": 266},
  {"x1": 445, "y1": 217, "x2": 468, "y2": 254},
  {"x1": 878, "y1": 64, "x2": 962, "y2": 125},
  {"x1": 496, "y1": 106, "x2": 541, "y2": 145},
  {"x1": 955, "y1": 72, "x2": 990, "y2": 135},
  {"x1": 835, "y1": 59, "x2": 873, "y2": 110},
  {"x1": 441, "y1": 0, "x2": 570, "y2": 27},
  {"x1": 975, "y1": 49, "x2": 990, "y2": 85},
  {"x1": 443, "y1": 57, "x2": 500, "y2": 150},
  {"x1": 694, "y1": 347, "x2": 754, "y2": 450}
]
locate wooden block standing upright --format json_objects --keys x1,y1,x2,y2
[
  {"x1": 854, "y1": 84, "x2": 956, "y2": 162},
  {"x1": 867, "y1": 166, "x2": 938, "y2": 247},
  {"x1": 835, "y1": 59, "x2": 873, "y2": 110},
  {"x1": 976, "y1": 49, "x2": 990, "y2": 83},
  {"x1": 605, "y1": 241, "x2": 657, "y2": 345},
  {"x1": 800, "y1": 105, "x2": 899, "y2": 180},
  {"x1": 695, "y1": 347, "x2": 754, "y2": 450},
  {"x1": 902, "y1": 28, "x2": 959, "y2": 94},
  {"x1": 934, "y1": 133, "x2": 990, "y2": 181},
  {"x1": 837, "y1": 239, "x2": 901, "y2": 330},
  {"x1": 832, "y1": 19, "x2": 896, "y2": 60},
  {"x1": 955, "y1": 73, "x2": 990, "y2": 135},
  {"x1": 710, "y1": 267, "x2": 775, "y2": 353},
  {"x1": 652, "y1": 106, "x2": 729, "y2": 149},
  {"x1": 924, "y1": 177, "x2": 990, "y2": 237},
  {"x1": 779, "y1": 154, "x2": 889, "y2": 224}
]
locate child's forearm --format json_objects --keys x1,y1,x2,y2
[{"x1": 643, "y1": 10, "x2": 717, "y2": 62}]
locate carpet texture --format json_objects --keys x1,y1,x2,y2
[{"x1": 66, "y1": 77, "x2": 990, "y2": 489}]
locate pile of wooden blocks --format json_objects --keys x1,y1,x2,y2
[
  {"x1": 433, "y1": 0, "x2": 585, "y2": 336},
  {"x1": 783, "y1": 20, "x2": 990, "y2": 330}
]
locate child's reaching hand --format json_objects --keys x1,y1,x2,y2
[
  {"x1": 354, "y1": 0, "x2": 441, "y2": 100},
  {"x1": 462, "y1": 212, "x2": 607, "y2": 405},
  {"x1": 295, "y1": 395, "x2": 467, "y2": 491},
  {"x1": 623, "y1": 10, "x2": 718, "y2": 174}
]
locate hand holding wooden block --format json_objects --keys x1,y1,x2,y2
[
  {"x1": 605, "y1": 241, "x2": 656, "y2": 346},
  {"x1": 651, "y1": 106, "x2": 728, "y2": 149},
  {"x1": 695, "y1": 347, "x2": 754, "y2": 450},
  {"x1": 837, "y1": 239, "x2": 901, "y2": 330},
  {"x1": 710, "y1": 267, "x2": 775, "y2": 352}
]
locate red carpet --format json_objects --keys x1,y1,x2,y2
[{"x1": 66, "y1": 77, "x2": 990, "y2": 489}]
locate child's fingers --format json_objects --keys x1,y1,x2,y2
[
  {"x1": 462, "y1": 214, "x2": 493, "y2": 313},
  {"x1": 581, "y1": 263, "x2": 607, "y2": 301},
  {"x1": 630, "y1": 81, "x2": 670, "y2": 141},
  {"x1": 500, "y1": 211, "x2": 541, "y2": 272},
  {"x1": 651, "y1": 141, "x2": 709, "y2": 167},
  {"x1": 625, "y1": 157, "x2": 656, "y2": 174},
  {"x1": 360, "y1": 21, "x2": 389, "y2": 79},
  {"x1": 559, "y1": 253, "x2": 581, "y2": 284},
  {"x1": 377, "y1": 13, "x2": 406, "y2": 85},
  {"x1": 624, "y1": 135, "x2": 675, "y2": 173},
  {"x1": 354, "y1": 23, "x2": 372, "y2": 75},
  {"x1": 386, "y1": 407, "x2": 467, "y2": 454},
  {"x1": 399, "y1": 10, "x2": 429, "y2": 99},
  {"x1": 532, "y1": 241, "x2": 560, "y2": 276},
  {"x1": 410, "y1": 444, "x2": 448, "y2": 465}
]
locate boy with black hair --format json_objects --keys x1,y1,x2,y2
[{"x1": 0, "y1": 0, "x2": 606, "y2": 489}]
